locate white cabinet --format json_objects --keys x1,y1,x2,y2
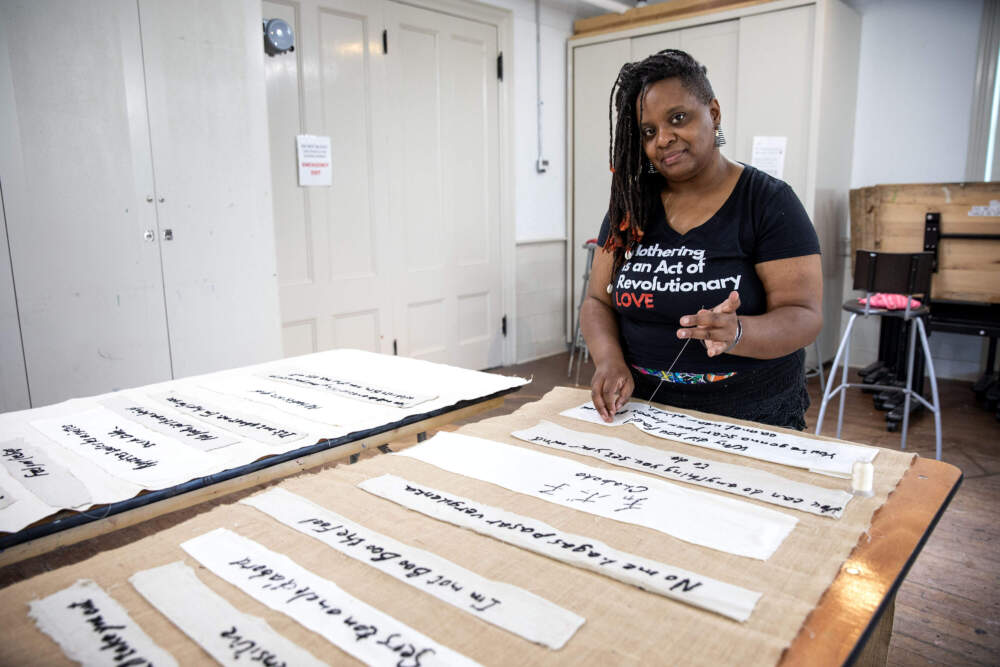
[
  {"x1": 0, "y1": 0, "x2": 280, "y2": 409},
  {"x1": 567, "y1": 0, "x2": 861, "y2": 363}
]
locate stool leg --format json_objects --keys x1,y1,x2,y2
[
  {"x1": 917, "y1": 318, "x2": 943, "y2": 460},
  {"x1": 816, "y1": 313, "x2": 857, "y2": 436},
  {"x1": 836, "y1": 326, "x2": 853, "y2": 440},
  {"x1": 900, "y1": 318, "x2": 919, "y2": 451},
  {"x1": 814, "y1": 338, "x2": 825, "y2": 394}
]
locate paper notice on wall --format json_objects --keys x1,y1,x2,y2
[
  {"x1": 130, "y1": 561, "x2": 327, "y2": 667},
  {"x1": 29, "y1": 579, "x2": 178, "y2": 667},
  {"x1": 398, "y1": 432, "x2": 798, "y2": 560},
  {"x1": 242, "y1": 488, "x2": 584, "y2": 649},
  {"x1": 751, "y1": 136, "x2": 787, "y2": 179},
  {"x1": 181, "y1": 528, "x2": 480, "y2": 667},
  {"x1": 296, "y1": 135, "x2": 332, "y2": 186},
  {"x1": 512, "y1": 421, "x2": 852, "y2": 518},
  {"x1": 358, "y1": 474, "x2": 762, "y2": 622}
]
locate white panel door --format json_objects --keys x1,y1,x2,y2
[
  {"x1": 736, "y1": 6, "x2": 815, "y2": 199},
  {"x1": 571, "y1": 39, "x2": 631, "y2": 325},
  {"x1": 139, "y1": 0, "x2": 282, "y2": 379},
  {"x1": 264, "y1": 0, "x2": 394, "y2": 358},
  {"x1": 385, "y1": 1, "x2": 503, "y2": 369},
  {"x1": 0, "y1": 0, "x2": 171, "y2": 407}
]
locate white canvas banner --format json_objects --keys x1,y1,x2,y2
[
  {"x1": 397, "y1": 432, "x2": 797, "y2": 560},
  {"x1": 561, "y1": 402, "x2": 878, "y2": 476},
  {"x1": 260, "y1": 370, "x2": 437, "y2": 409},
  {"x1": 99, "y1": 394, "x2": 239, "y2": 451},
  {"x1": 0, "y1": 437, "x2": 92, "y2": 508},
  {"x1": 0, "y1": 483, "x2": 15, "y2": 509},
  {"x1": 181, "y1": 528, "x2": 480, "y2": 667},
  {"x1": 130, "y1": 561, "x2": 327, "y2": 667},
  {"x1": 242, "y1": 488, "x2": 584, "y2": 649},
  {"x1": 28, "y1": 579, "x2": 177, "y2": 667},
  {"x1": 151, "y1": 391, "x2": 308, "y2": 447},
  {"x1": 29, "y1": 408, "x2": 216, "y2": 489},
  {"x1": 359, "y1": 474, "x2": 761, "y2": 622},
  {"x1": 512, "y1": 421, "x2": 852, "y2": 518}
]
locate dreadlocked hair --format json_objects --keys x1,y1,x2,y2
[{"x1": 604, "y1": 49, "x2": 715, "y2": 274}]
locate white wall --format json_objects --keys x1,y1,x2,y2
[
  {"x1": 846, "y1": 0, "x2": 985, "y2": 379},
  {"x1": 482, "y1": 0, "x2": 576, "y2": 361}
]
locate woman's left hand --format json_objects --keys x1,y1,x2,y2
[{"x1": 677, "y1": 291, "x2": 741, "y2": 357}]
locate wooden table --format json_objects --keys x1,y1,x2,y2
[
  {"x1": 0, "y1": 390, "x2": 515, "y2": 569},
  {"x1": 782, "y1": 457, "x2": 962, "y2": 666}
]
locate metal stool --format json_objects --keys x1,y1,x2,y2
[
  {"x1": 815, "y1": 251, "x2": 942, "y2": 459},
  {"x1": 568, "y1": 239, "x2": 598, "y2": 384}
]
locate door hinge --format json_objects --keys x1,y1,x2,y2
[
  {"x1": 382, "y1": 29, "x2": 388, "y2": 54},
  {"x1": 393, "y1": 339, "x2": 398, "y2": 355},
  {"x1": 502, "y1": 315, "x2": 507, "y2": 337},
  {"x1": 497, "y1": 52, "x2": 503, "y2": 81}
]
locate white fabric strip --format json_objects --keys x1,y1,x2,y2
[
  {"x1": 359, "y1": 474, "x2": 761, "y2": 622},
  {"x1": 0, "y1": 483, "x2": 15, "y2": 509},
  {"x1": 242, "y1": 488, "x2": 584, "y2": 649},
  {"x1": 182, "y1": 528, "x2": 480, "y2": 667},
  {"x1": 0, "y1": 437, "x2": 92, "y2": 508},
  {"x1": 152, "y1": 391, "x2": 309, "y2": 447},
  {"x1": 561, "y1": 402, "x2": 879, "y2": 476},
  {"x1": 29, "y1": 408, "x2": 217, "y2": 489},
  {"x1": 99, "y1": 394, "x2": 239, "y2": 452},
  {"x1": 260, "y1": 370, "x2": 437, "y2": 408},
  {"x1": 28, "y1": 579, "x2": 177, "y2": 667},
  {"x1": 398, "y1": 432, "x2": 797, "y2": 560},
  {"x1": 130, "y1": 561, "x2": 327, "y2": 667},
  {"x1": 512, "y1": 421, "x2": 852, "y2": 518}
]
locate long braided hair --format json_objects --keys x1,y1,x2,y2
[{"x1": 604, "y1": 49, "x2": 715, "y2": 274}]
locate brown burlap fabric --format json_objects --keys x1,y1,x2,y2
[{"x1": 0, "y1": 387, "x2": 915, "y2": 665}]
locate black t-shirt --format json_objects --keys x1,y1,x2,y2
[{"x1": 596, "y1": 165, "x2": 820, "y2": 373}]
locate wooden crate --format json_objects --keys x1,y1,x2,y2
[{"x1": 849, "y1": 182, "x2": 1000, "y2": 303}]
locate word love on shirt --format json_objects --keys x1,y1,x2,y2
[
  {"x1": 359, "y1": 474, "x2": 761, "y2": 622},
  {"x1": 182, "y1": 528, "x2": 480, "y2": 667},
  {"x1": 398, "y1": 432, "x2": 797, "y2": 560},
  {"x1": 151, "y1": 391, "x2": 306, "y2": 447},
  {"x1": 512, "y1": 422, "x2": 852, "y2": 518},
  {"x1": 99, "y1": 394, "x2": 238, "y2": 452},
  {"x1": 261, "y1": 370, "x2": 436, "y2": 409},
  {"x1": 242, "y1": 488, "x2": 583, "y2": 649},
  {"x1": 29, "y1": 579, "x2": 177, "y2": 667},
  {"x1": 562, "y1": 402, "x2": 878, "y2": 476},
  {"x1": 131, "y1": 561, "x2": 325, "y2": 667},
  {"x1": 0, "y1": 438, "x2": 92, "y2": 509}
]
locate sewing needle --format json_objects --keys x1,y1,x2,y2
[{"x1": 647, "y1": 305, "x2": 703, "y2": 407}]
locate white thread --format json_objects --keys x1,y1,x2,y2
[{"x1": 851, "y1": 461, "x2": 874, "y2": 497}]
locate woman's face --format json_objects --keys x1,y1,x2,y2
[{"x1": 637, "y1": 77, "x2": 720, "y2": 182}]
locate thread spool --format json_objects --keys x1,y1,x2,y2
[{"x1": 851, "y1": 461, "x2": 874, "y2": 497}]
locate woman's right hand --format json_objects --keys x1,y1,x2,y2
[{"x1": 590, "y1": 359, "x2": 634, "y2": 423}]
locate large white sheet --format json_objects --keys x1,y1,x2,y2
[
  {"x1": 512, "y1": 421, "x2": 852, "y2": 518},
  {"x1": 28, "y1": 579, "x2": 177, "y2": 667},
  {"x1": 561, "y1": 402, "x2": 878, "y2": 476},
  {"x1": 242, "y1": 488, "x2": 584, "y2": 649},
  {"x1": 397, "y1": 432, "x2": 798, "y2": 560},
  {"x1": 130, "y1": 561, "x2": 327, "y2": 667},
  {"x1": 182, "y1": 528, "x2": 481, "y2": 667},
  {"x1": 359, "y1": 474, "x2": 762, "y2": 622},
  {"x1": 0, "y1": 350, "x2": 527, "y2": 533},
  {"x1": 0, "y1": 437, "x2": 92, "y2": 508}
]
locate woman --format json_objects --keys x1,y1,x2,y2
[{"x1": 581, "y1": 49, "x2": 822, "y2": 430}]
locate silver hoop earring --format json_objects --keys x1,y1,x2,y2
[
  {"x1": 646, "y1": 159, "x2": 658, "y2": 174},
  {"x1": 714, "y1": 126, "x2": 727, "y2": 147}
]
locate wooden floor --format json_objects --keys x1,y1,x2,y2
[{"x1": 472, "y1": 352, "x2": 1000, "y2": 666}]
